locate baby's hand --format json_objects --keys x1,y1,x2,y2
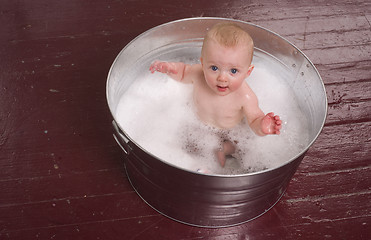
[
  {"x1": 261, "y1": 112, "x2": 282, "y2": 135},
  {"x1": 149, "y1": 61, "x2": 178, "y2": 74}
]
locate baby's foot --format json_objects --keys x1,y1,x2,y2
[
  {"x1": 216, "y1": 140, "x2": 235, "y2": 167},
  {"x1": 216, "y1": 149, "x2": 226, "y2": 167}
]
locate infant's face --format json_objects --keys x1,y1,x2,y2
[{"x1": 201, "y1": 40, "x2": 253, "y2": 96}]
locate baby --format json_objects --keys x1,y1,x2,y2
[{"x1": 149, "y1": 23, "x2": 281, "y2": 167}]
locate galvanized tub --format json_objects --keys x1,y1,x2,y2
[{"x1": 106, "y1": 17, "x2": 327, "y2": 227}]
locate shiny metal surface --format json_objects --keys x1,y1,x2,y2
[{"x1": 106, "y1": 17, "x2": 327, "y2": 227}]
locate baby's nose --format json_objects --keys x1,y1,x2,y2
[{"x1": 218, "y1": 71, "x2": 228, "y2": 82}]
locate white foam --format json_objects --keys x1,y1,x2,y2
[{"x1": 115, "y1": 61, "x2": 309, "y2": 175}]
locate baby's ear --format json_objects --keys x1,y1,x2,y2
[{"x1": 247, "y1": 64, "x2": 254, "y2": 76}]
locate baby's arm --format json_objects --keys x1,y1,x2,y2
[
  {"x1": 243, "y1": 85, "x2": 282, "y2": 136},
  {"x1": 149, "y1": 60, "x2": 195, "y2": 83}
]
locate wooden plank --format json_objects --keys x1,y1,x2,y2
[
  {"x1": 226, "y1": 0, "x2": 370, "y2": 21},
  {"x1": 327, "y1": 100, "x2": 371, "y2": 126},
  {"x1": 325, "y1": 81, "x2": 371, "y2": 124},
  {"x1": 0, "y1": 35, "x2": 128, "y2": 179},
  {"x1": 304, "y1": 44, "x2": 371, "y2": 65},
  {"x1": 305, "y1": 15, "x2": 371, "y2": 34},
  {"x1": 0, "y1": 168, "x2": 131, "y2": 206},
  {"x1": 325, "y1": 80, "x2": 371, "y2": 103},
  {"x1": 257, "y1": 15, "x2": 370, "y2": 38},
  {"x1": 0, "y1": 215, "x2": 163, "y2": 240},
  {"x1": 0, "y1": 133, "x2": 123, "y2": 179},
  {"x1": 299, "y1": 122, "x2": 371, "y2": 173},
  {"x1": 279, "y1": 192, "x2": 371, "y2": 227},
  {"x1": 1, "y1": 1, "x2": 153, "y2": 42},
  {"x1": 367, "y1": 14, "x2": 371, "y2": 24},
  {"x1": 0, "y1": 143, "x2": 123, "y2": 180},
  {"x1": 0, "y1": 192, "x2": 159, "y2": 232},
  {"x1": 302, "y1": 29, "x2": 371, "y2": 50},
  {"x1": 2, "y1": 1, "x2": 369, "y2": 44},
  {"x1": 287, "y1": 166, "x2": 371, "y2": 199},
  {"x1": 317, "y1": 60, "x2": 371, "y2": 85},
  {"x1": 2, "y1": 36, "x2": 122, "y2": 74}
]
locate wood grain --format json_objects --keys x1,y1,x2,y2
[{"x1": 0, "y1": 0, "x2": 370, "y2": 239}]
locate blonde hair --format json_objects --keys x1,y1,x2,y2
[{"x1": 202, "y1": 23, "x2": 254, "y2": 61}]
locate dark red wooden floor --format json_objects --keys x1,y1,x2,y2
[{"x1": 1, "y1": 0, "x2": 370, "y2": 239}]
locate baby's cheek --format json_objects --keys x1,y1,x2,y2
[
  {"x1": 205, "y1": 75, "x2": 216, "y2": 86},
  {"x1": 230, "y1": 79, "x2": 244, "y2": 91}
]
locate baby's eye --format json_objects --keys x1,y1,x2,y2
[
  {"x1": 211, "y1": 65, "x2": 218, "y2": 71},
  {"x1": 230, "y1": 68, "x2": 238, "y2": 74}
]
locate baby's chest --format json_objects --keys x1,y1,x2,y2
[{"x1": 194, "y1": 91, "x2": 242, "y2": 116}]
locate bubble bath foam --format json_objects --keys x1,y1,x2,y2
[{"x1": 116, "y1": 44, "x2": 309, "y2": 175}]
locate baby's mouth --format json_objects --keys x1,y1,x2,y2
[{"x1": 217, "y1": 85, "x2": 229, "y2": 92}]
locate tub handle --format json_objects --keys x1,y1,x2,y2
[{"x1": 112, "y1": 120, "x2": 132, "y2": 155}]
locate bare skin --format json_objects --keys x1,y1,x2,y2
[{"x1": 149, "y1": 39, "x2": 282, "y2": 167}]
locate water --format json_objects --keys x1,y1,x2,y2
[{"x1": 115, "y1": 44, "x2": 310, "y2": 175}]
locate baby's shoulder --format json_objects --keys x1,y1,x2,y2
[
  {"x1": 239, "y1": 82, "x2": 255, "y2": 95},
  {"x1": 237, "y1": 82, "x2": 258, "y2": 103},
  {"x1": 187, "y1": 64, "x2": 204, "y2": 81},
  {"x1": 190, "y1": 63, "x2": 203, "y2": 74}
]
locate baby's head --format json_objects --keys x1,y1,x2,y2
[
  {"x1": 200, "y1": 23, "x2": 255, "y2": 96},
  {"x1": 201, "y1": 23, "x2": 254, "y2": 65}
]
